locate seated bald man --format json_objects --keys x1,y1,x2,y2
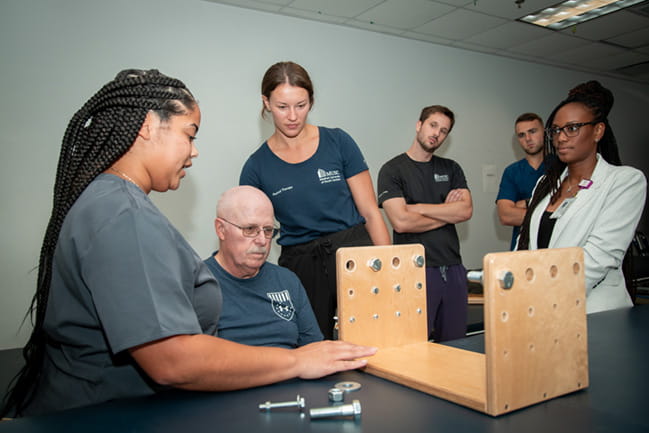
[{"x1": 204, "y1": 186, "x2": 323, "y2": 348}]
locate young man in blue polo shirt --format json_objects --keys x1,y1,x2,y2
[{"x1": 496, "y1": 113, "x2": 546, "y2": 250}]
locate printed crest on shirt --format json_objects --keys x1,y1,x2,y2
[
  {"x1": 317, "y1": 168, "x2": 342, "y2": 184},
  {"x1": 267, "y1": 290, "x2": 295, "y2": 321},
  {"x1": 434, "y1": 173, "x2": 449, "y2": 182}
]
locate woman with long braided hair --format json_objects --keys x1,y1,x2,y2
[
  {"x1": 1, "y1": 69, "x2": 375, "y2": 417},
  {"x1": 517, "y1": 80, "x2": 646, "y2": 313}
]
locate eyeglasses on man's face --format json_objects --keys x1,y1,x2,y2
[
  {"x1": 547, "y1": 121, "x2": 599, "y2": 138},
  {"x1": 220, "y1": 217, "x2": 279, "y2": 239}
]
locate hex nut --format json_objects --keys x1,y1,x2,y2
[{"x1": 328, "y1": 387, "x2": 344, "y2": 402}]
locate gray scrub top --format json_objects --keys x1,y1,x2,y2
[{"x1": 26, "y1": 174, "x2": 222, "y2": 415}]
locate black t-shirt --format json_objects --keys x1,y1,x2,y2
[
  {"x1": 377, "y1": 153, "x2": 468, "y2": 267},
  {"x1": 537, "y1": 211, "x2": 557, "y2": 249}
]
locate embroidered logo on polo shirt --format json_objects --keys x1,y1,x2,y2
[
  {"x1": 317, "y1": 168, "x2": 341, "y2": 184},
  {"x1": 267, "y1": 290, "x2": 295, "y2": 321},
  {"x1": 434, "y1": 173, "x2": 449, "y2": 182}
]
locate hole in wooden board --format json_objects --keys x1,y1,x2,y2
[
  {"x1": 525, "y1": 268, "x2": 534, "y2": 281},
  {"x1": 392, "y1": 256, "x2": 401, "y2": 268},
  {"x1": 573, "y1": 262, "x2": 580, "y2": 274},
  {"x1": 348, "y1": 288, "x2": 355, "y2": 298},
  {"x1": 346, "y1": 260, "x2": 356, "y2": 271},
  {"x1": 550, "y1": 265, "x2": 558, "y2": 278},
  {"x1": 527, "y1": 306, "x2": 535, "y2": 317},
  {"x1": 501, "y1": 311, "x2": 509, "y2": 322}
]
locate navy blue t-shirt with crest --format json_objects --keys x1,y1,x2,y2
[{"x1": 203, "y1": 253, "x2": 322, "y2": 348}]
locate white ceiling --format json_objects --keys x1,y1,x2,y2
[{"x1": 203, "y1": 0, "x2": 649, "y2": 84}]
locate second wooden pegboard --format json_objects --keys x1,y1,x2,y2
[{"x1": 336, "y1": 243, "x2": 427, "y2": 349}]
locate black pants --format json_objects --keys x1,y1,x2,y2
[{"x1": 279, "y1": 224, "x2": 372, "y2": 340}]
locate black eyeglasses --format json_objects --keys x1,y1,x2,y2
[
  {"x1": 547, "y1": 121, "x2": 598, "y2": 138},
  {"x1": 220, "y1": 217, "x2": 279, "y2": 239}
]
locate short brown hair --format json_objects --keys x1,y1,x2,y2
[
  {"x1": 515, "y1": 112, "x2": 543, "y2": 125},
  {"x1": 419, "y1": 105, "x2": 455, "y2": 132}
]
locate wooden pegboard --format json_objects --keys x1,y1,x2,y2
[
  {"x1": 337, "y1": 245, "x2": 588, "y2": 416},
  {"x1": 336, "y1": 244, "x2": 427, "y2": 349},
  {"x1": 483, "y1": 247, "x2": 589, "y2": 415}
]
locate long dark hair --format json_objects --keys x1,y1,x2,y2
[
  {"x1": 518, "y1": 80, "x2": 621, "y2": 250},
  {"x1": 1, "y1": 69, "x2": 196, "y2": 417}
]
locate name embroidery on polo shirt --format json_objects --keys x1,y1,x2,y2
[
  {"x1": 434, "y1": 174, "x2": 449, "y2": 182},
  {"x1": 272, "y1": 186, "x2": 293, "y2": 196},
  {"x1": 267, "y1": 290, "x2": 295, "y2": 321}
]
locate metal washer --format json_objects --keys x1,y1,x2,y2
[{"x1": 334, "y1": 381, "x2": 362, "y2": 392}]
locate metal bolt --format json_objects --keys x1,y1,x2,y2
[
  {"x1": 371, "y1": 286, "x2": 379, "y2": 294},
  {"x1": 413, "y1": 255, "x2": 425, "y2": 267},
  {"x1": 467, "y1": 270, "x2": 483, "y2": 285},
  {"x1": 259, "y1": 394, "x2": 305, "y2": 411},
  {"x1": 394, "y1": 284, "x2": 401, "y2": 292},
  {"x1": 310, "y1": 399, "x2": 361, "y2": 419},
  {"x1": 499, "y1": 271, "x2": 514, "y2": 289},
  {"x1": 368, "y1": 258, "x2": 382, "y2": 271},
  {"x1": 328, "y1": 387, "x2": 344, "y2": 402}
]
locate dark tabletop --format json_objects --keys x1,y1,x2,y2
[{"x1": 1, "y1": 305, "x2": 648, "y2": 433}]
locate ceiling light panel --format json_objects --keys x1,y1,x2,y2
[{"x1": 519, "y1": 0, "x2": 646, "y2": 30}]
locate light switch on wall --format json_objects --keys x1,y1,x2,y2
[{"x1": 482, "y1": 164, "x2": 498, "y2": 193}]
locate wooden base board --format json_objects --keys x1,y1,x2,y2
[{"x1": 365, "y1": 342, "x2": 486, "y2": 412}]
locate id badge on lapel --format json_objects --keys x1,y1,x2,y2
[
  {"x1": 551, "y1": 178, "x2": 592, "y2": 220},
  {"x1": 550, "y1": 197, "x2": 576, "y2": 219}
]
